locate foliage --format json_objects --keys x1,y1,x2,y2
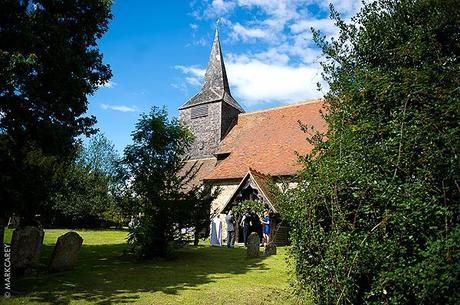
[
  {"x1": 50, "y1": 162, "x2": 112, "y2": 227},
  {"x1": 0, "y1": 0, "x2": 113, "y2": 224},
  {"x1": 120, "y1": 107, "x2": 217, "y2": 258},
  {"x1": 278, "y1": 0, "x2": 460, "y2": 304},
  {"x1": 232, "y1": 200, "x2": 265, "y2": 218},
  {"x1": 78, "y1": 133, "x2": 120, "y2": 179},
  {"x1": 50, "y1": 133, "x2": 122, "y2": 227},
  {"x1": 188, "y1": 184, "x2": 219, "y2": 246}
]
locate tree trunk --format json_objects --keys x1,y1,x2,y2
[{"x1": 194, "y1": 229, "x2": 199, "y2": 246}]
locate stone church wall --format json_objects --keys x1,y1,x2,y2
[{"x1": 179, "y1": 102, "x2": 222, "y2": 159}]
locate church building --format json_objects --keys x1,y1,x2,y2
[{"x1": 179, "y1": 29, "x2": 326, "y2": 245}]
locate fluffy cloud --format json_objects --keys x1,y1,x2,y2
[
  {"x1": 231, "y1": 23, "x2": 269, "y2": 41},
  {"x1": 182, "y1": 0, "x2": 363, "y2": 106},
  {"x1": 290, "y1": 18, "x2": 338, "y2": 36},
  {"x1": 176, "y1": 57, "x2": 324, "y2": 105},
  {"x1": 175, "y1": 65, "x2": 205, "y2": 87},
  {"x1": 226, "y1": 58, "x2": 323, "y2": 105},
  {"x1": 100, "y1": 104, "x2": 138, "y2": 112}
]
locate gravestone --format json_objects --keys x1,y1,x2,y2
[
  {"x1": 246, "y1": 232, "x2": 260, "y2": 258},
  {"x1": 11, "y1": 226, "x2": 44, "y2": 274},
  {"x1": 49, "y1": 232, "x2": 84, "y2": 273},
  {"x1": 264, "y1": 243, "x2": 277, "y2": 256}
]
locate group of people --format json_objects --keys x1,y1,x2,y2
[{"x1": 225, "y1": 208, "x2": 271, "y2": 248}]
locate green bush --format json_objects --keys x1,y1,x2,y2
[
  {"x1": 278, "y1": 0, "x2": 460, "y2": 304},
  {"x1": 232, "y1": 200, "x2": 265, "y2": 218}
]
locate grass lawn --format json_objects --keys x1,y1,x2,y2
[{"x1": 3, "y1": 229, "x2": 306, "y2": 305}]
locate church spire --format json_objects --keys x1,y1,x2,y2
[
  {"x1": 202, "y1": 28, "x2": 230, "y2": 92},
  {"x1": 179, "y1": 28, "x2": 244, "y2": 112}
]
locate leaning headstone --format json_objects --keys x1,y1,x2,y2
[
  {"x1": 11, "y1": 226, "x2": 44, "y2": 274},
  {"x1": 49, "y1": 232, "x2": 84, "y2": 273},
  {"x1": 246, "y1": 232, "x2": 260, "y2": 258},
  {"x1": 264, "y1": 243, "x2": 277, "y2": 256}
]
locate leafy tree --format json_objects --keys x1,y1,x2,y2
[
  {"x1": 120, "y1": 107, "x2": 217, "y2": 258},
  {"x1": 50, "y1": 161, "x2": 113, "y2": 227},
  {"x1": 188, "y1": 185, "x2": 218, "y2": 246},
  {"x1": 50, "y1": 133, "x2": 122, "y2": 227},
  {"x1": 279, "y1": 0, "x2": 460, "y2": 304},
  {"x1": 0, "y1": 0, "x2": 113, "y2": 229},
  {"x1": 78, "y1": 133, "x2": 120, "y2": 178}
]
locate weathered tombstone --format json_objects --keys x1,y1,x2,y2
[
  {"x1": 264, "y1": 243, "x2": 277, "y2": 256},
  {"x1": 246, "y1": 232, "x2": 260, "y2": 258},
  {"x1": 11, "y1": 226, "x2": 44, "y2": 274},
  {"x1": 49, "y1": 231, "x2": 84, "y2": 273}
]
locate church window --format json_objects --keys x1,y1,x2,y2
[{"x1": 191, "y1": 104, "x2": 208, "y2": 119}]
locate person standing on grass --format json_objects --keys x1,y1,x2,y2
[
  {"x1": 262, "y1": 210, "x2": 270, "y2": 246},
  {"x1": 225, "y1": 210, "x2": 235, "y2": 248},
  {"x1": 240, "y1": 208, "x2": 252, "y2": 246},
  {"x1": 251, "y1": 210, "x2": 262, "y2": 244}
]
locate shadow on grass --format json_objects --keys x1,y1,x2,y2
[{"x1": 12, "y1": 242, "x2": 269, "y2": 305}]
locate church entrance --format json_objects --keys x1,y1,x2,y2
[
  {"x1": 227, "y1": 172, "x2": 266, "y2": 244},
  {"x1": 220, "y1": 169, "x2": 290, "y2": 246}
]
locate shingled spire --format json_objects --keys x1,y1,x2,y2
[{"x1": 179, "y1": 29, "x2": 244, "y2": 112}]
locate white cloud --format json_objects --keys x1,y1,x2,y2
[
  {"x1": 98, "y1": 80, "x2": 116, "y2": 88},
  {"x1": 174, "y1": 65, "x2": 205, "y2": 88},
  {"x1": 100, "y1": 104, "x2": 138, "y2": 112},
  {"x1": 322, "y1": 0, "x2": 364, "y2": 16},
  {"x1": 206, "y1": 0, "x2": 236, "y2": 16},
  {"x1": 171, "y1": 82, "x2": 189, "y2": 95},
  {"x1": 174, "y1": 65, "x2": 205, "y2": 77},
  {"x1": 231, "y1": 23, "x2": 269, "y2": 41},
  {"x1": 290, "y1": 18, "x2": 337, "y2": 36},
  {"x1": 177, "y1": 58, "x2": 324, "y2": 105},
  {"x1": 226, "y1": 57, "x2": 323, "y2": 105},
  {"x1": 185, "y1": 77, "x2": 202, "y2": 86},
  {"x1": 253, "y1": 48, "x2": 290, "y2": 65}
]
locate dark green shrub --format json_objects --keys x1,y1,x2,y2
[{"x1": 278, "y1": 0, "x2": 460, "y2": 304}]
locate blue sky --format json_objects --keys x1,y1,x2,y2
[{"x1": 88, "y1": 0, "x2": 362, "y2": 153}]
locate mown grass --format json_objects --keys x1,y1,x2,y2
[{"x1": 3, "y1": 229, "x2": 306, "y2": 305}]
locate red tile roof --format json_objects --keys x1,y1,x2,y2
[
  {"x1": 179, "y1": 158, "x2": 217, "y2": 191},
  {"x1": 205, "y1": 99, "x2": 327, "y2": 180}
]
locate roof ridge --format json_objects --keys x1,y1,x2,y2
[
  {"x1": 240, "y1": 99, "x2": 323, "y2": 117},
  {"x1": 248, "y1": 167, "x2": 270, "y2": 178}
]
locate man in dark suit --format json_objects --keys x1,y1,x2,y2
[
  {"x1": 225, "y1": 210, "x2": 236, "y2": 248},
  {"x1": 240, "y1": 209, "x2": 252, "y2": 246}
]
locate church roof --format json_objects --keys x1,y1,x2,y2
[
  {"x1": 179, "y1": 29, "x2": 244, "y2": 113},
  {"x1": 205, "y1": 99, "x2": 327, "y2": 180},
  {"x1": 179, "y1": 158, "x2": 217, "y2": 192}
]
